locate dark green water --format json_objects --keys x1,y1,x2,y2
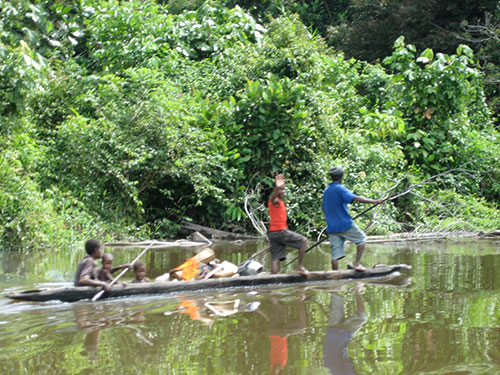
[{"x1": 1, "y1": 239, "x2": 500, "y2": 374}]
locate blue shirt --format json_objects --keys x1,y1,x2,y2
[{"x1": 323, "y1": 182, "x2": 356, "y2": 233}]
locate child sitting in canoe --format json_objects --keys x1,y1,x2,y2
[
  {"x1": 74, "y1": 239, "x2": 112, "y2": 291},
  {"x1": 97, "y1": 253, "x2": 131, "y2": 283},
  {"x1": 132, "y1": 261, "x2": 150, "y2": 283}
]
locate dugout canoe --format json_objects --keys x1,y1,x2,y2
[{"x1": 6, "y1": 264, "x2": 411, "y2": 303}]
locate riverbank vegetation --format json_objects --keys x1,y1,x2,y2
[{"x1": 1, "y1": 0, "x2": 499, "y2": 251}]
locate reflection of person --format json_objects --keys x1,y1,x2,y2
[
  {"x1": 132, "y1": 261, "x2": 150, "y2": 283},
  {"x1": 267, "y1": 174, "x2": 309, "y2": 276},
  {"x1": 322, "y1": 167, "x2": 383, "y2": 271},
  {"x1": 82, "y1": 330, "x2": 100, "y2": 361},
  {"x1": 323, "y1": 283, "x2": 367, "y2": 375},
  {"x1": 98, "y1": 253, "x2": 130, "y2": 283},
  {"x1": 73, "y1": 304, "x2": 110, "y2": 361},
  {"x1": 73, "y1": 301, "x2": 155, "y2": 360},
  {"x1": 74, "y1": 239, "x2": 111, "y2": 290},
  {"x1": 258, "y1": 291, "x2": 307, "y2": 374}
]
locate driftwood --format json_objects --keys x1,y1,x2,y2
[
  {"x1": 180, "y1": 221, "x2": 260, "y2": 240},
  {"x1": 105, "y1": 232, "x2": 212, "y2": 248},
  {"x1": 7, "y1": 264, "x2": 410, "y2": 303},
  {"x1": 481, "y1": 230, "x2": 500, "y2": 237},
  {"x1": 105, "y1": 240, "x2": 209, "y2": 248},
  {"x1": 365, "y1": 230, "x2": 500, "y2": 243}
]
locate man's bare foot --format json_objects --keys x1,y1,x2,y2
[
  {"x1": 348, "y1": 263, "x2": 366, "y2": 272},
  {"x1": 296, "y1": 266, "x2": 310, "y2": 276},
  {"x1": 353, "y1": 264, "x2": 366, "y2": 272}
]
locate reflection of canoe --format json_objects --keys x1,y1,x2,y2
[{"x1": 6, "y1": 264, "x2": 411, "y2": 303}]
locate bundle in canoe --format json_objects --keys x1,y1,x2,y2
[{"x1": 6, "y1": 264, "x2": 411, "y2": 303}]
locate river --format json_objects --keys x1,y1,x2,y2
[{"x1": 1, "y1": 238, "x2": 499, "y2": 374}]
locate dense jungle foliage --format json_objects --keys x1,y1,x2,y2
[{"x1": 1, "y1": 0, "x2": 499, "y2": 251}]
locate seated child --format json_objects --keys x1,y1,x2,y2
[
  {"x1": 97, "y1": 253, "x2": 130, "y2": 283},
  {"x1": 74, "y1": 239, "x2": 111, "y2": 291},
  {"x1": 132, "y1": 261, "x2": 150, "y2": 283}
]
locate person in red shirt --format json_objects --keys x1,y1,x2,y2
[{"x1": 267, "y1": 174, "x2": 309, "y2": 276}]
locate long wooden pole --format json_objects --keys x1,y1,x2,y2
[
  {"x1": 92, "y1": 242, "x2": 155, "y2": 301},
  {"x1": 283, "y1": 197, "x2": 392, "y2": 267},
  {"x1": 238, "y1": 245, "x2": 270, "y2": 267}
]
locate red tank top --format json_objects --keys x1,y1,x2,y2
[
  {"x1": 268, "y1": 199, "x2": 288, "y2": 231},
  {"x1": 269, "y1": 335, "x2": 288, "y2": 371}
]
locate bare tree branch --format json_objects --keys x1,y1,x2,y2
[
  {"x1": 457, "y1": 13, "x2": 500, "y2": 44},
  {"x1": 243, "y1": 175, "x2": 269, "y2": 237}
]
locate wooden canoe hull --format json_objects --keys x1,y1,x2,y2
[{"x1": 6, "y1": 264, "x2": 411, "y2": 303}]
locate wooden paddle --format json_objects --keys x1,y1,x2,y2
[{"x1": 91, "y1": 242, "x2": 155, "y2": 301}]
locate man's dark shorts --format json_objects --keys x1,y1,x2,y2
[{"x1": 267, "y1": 229, "x2": 306, "y2": 261}]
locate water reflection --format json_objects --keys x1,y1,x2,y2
[
  {"x1": 2, "y1": 240, "x2": 500, "y2": 374},
  {"x1": 323, "y1": 283, "x2": 366, "y2": 375},
  {"x1": 72, "y1": 301, "x2": 156, "y2": 360},
  {"x1": 166, "y1": 296, "x2": 261, "y2": 326},
  {"x1": 261, "y1": 290, "x2": 307, "y2": 374}
]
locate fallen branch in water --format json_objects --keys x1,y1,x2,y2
[
  {"x1": 180, "y1": 222, "x2": 260, "y2": 240},
  {"x1": 365, "y1": 230, "x2": 500, "y2": 243}
]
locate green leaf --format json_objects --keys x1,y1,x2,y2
[
  {"x1": 416, "y1": 57, "x2": 430, "y2": 64},
  {"x1": 420, "y1": 48, "x2": 434, "y2": 62}
]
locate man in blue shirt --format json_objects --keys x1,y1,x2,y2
[{"x1": 322, "y1": 167, "x2": 383, "y2": 271}]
